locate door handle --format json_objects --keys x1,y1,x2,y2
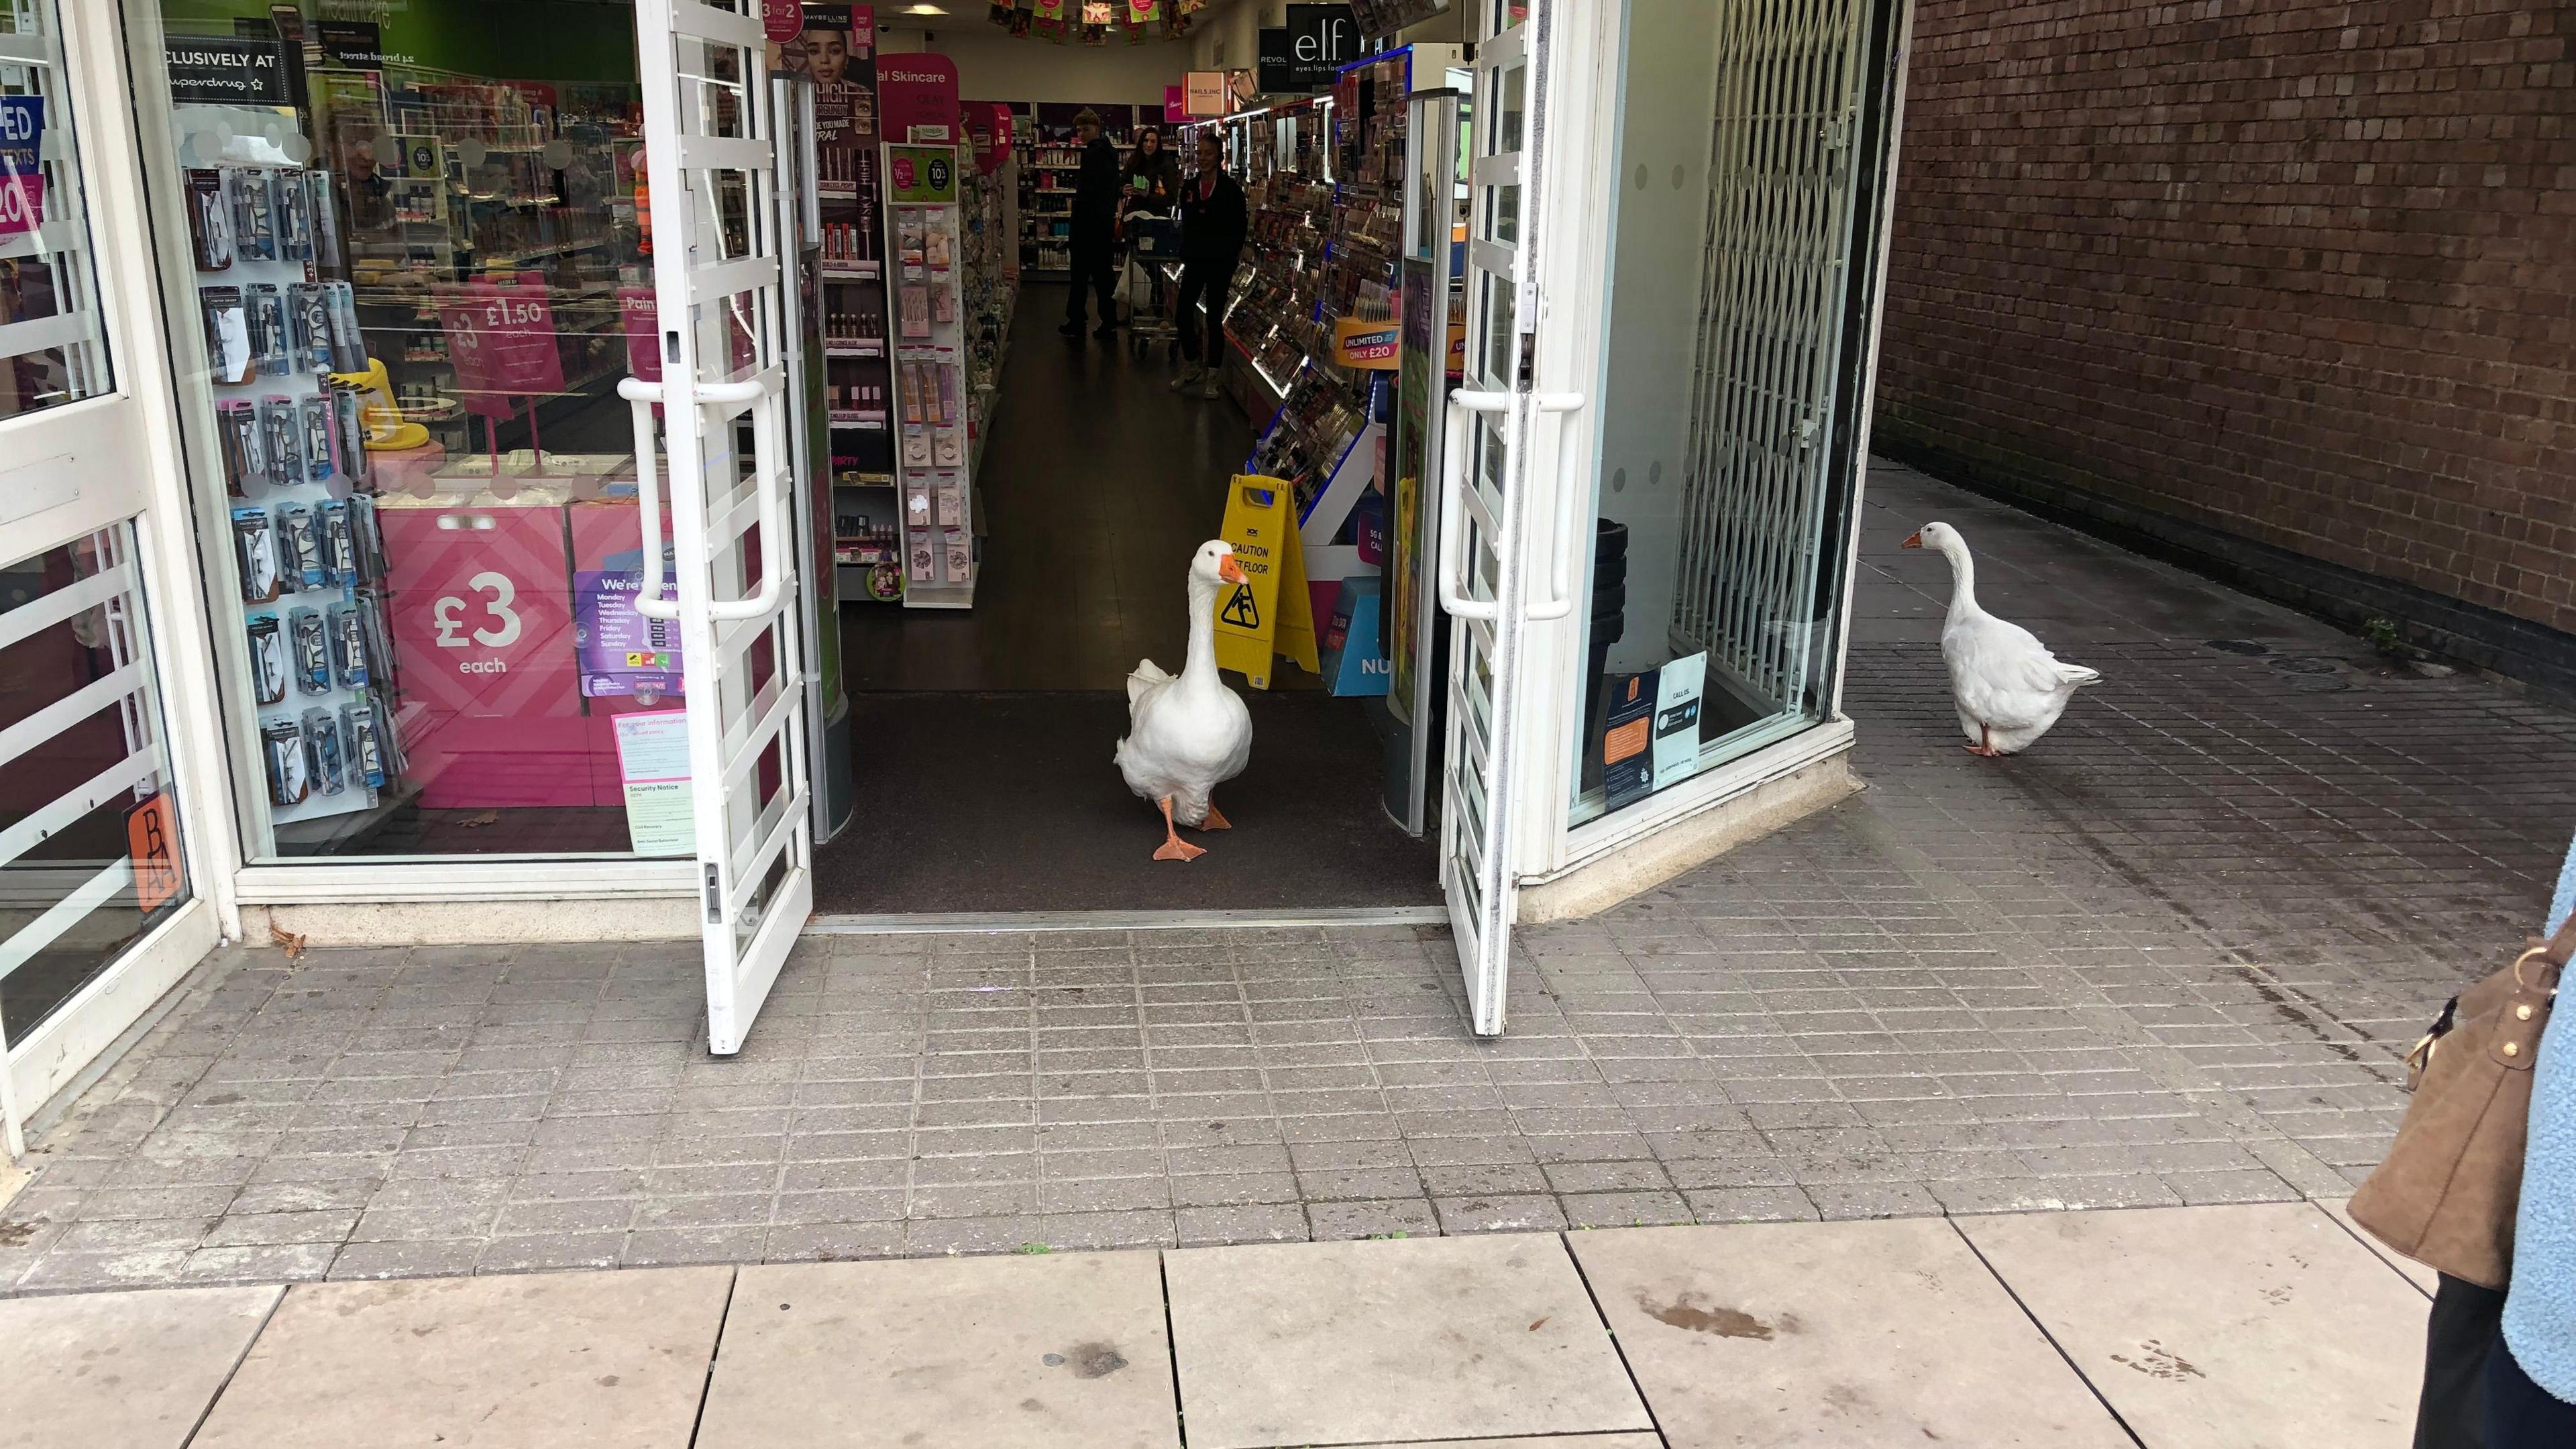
[
  {"x1": 616, "y1": 368, "x2": 792, "y2": 625},
  {"x1": 704, "y1": 368, "x2": 791, "y2": 624},
  {"x1": 1438, "y1": 390, "x2": 1585, "y2": 624},
  {"x1": 616, "y1": 377, "x2": 678, "y2": 622},
  {"x1": 1521, "y1": 392, "x2": 1587, "y2": 623},
  {"x1": 1438, "y1": 390, "x2": 1510, "y2": 622}
]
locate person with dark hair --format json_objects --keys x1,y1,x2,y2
[
  {"x1": 1058, "y1": 109, "x2": 1122, "y2": 340},
  {"x1": 1170, "y1": 129, "x2": 1247, "y2": 399},
  {"x1": 1125, "y1": 125, "x2": 1182, "y2": 211}
]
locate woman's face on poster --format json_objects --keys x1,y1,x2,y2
[{"x1": 808, "y1": 30, "x2": 849, "y2": 87}]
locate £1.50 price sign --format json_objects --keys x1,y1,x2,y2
[
  {"x1": 436, "y1": 276, "x2": 566, "y2": 419},
  {"x1": 0, "y1": 96, "x2": 45, "y2": 239}
]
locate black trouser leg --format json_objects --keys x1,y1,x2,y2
[
  {"x1": 2418, "y1": 1273, "x2": 2507, "y2": 1449},
  {"x1": 1065, "y1": 241, "x2": 1101, "y2": 325},
  {"x1": 2485, "y1": 1334, "x2": 2576, "y2": 1449},
  {"x1": 1176, "y1": 264, "x2": 1211, "y2": 363},
  {"x1": 1201, "y1": 262, "x2": 1230, "y2": 365},
  {"x1": 1090, "y1": 248, "x2": 1118, "y2": 327}
]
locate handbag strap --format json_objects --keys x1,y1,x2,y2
[{"x1": 2544, "y1": 910, "x2": 2576, "y2": 965}]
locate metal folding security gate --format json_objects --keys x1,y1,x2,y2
[
  {"x1": 1667, "y1": 0, "x2": 1882, "y2": 716},
  {"x1": 1439, "y1": 4, "x2": 1580, "y2": 1037},
  {"x1": 627, "y1": 0, "x2": 812, "y2": 1055}
]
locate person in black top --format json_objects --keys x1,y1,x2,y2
[
  {"x1": 1058, "y1": 109, "x2": 1123, "y2": 339},
  {"x1": 1171, "y1": 129, "x2": 1248, "y2": 398}
]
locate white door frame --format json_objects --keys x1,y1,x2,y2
[
  {"x1": 629, "y1": 0, "x2": 814, "y2": 1055},
  {"x1": 1500, "y1": 0, "x2": 1917, "y2": 887},
  {"x1": 0, "y1": 0, "x2": 233, "y2": 1153}
]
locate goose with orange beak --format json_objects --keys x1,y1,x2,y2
[
  {"x1": 1116, "y1": 540, "x2": 1256, "y2": 860},
  {"x1": 1904, "y1": 521, "x2": 2100, "y2": 757}
]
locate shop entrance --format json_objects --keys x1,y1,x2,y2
[{"x1": 820, "y1": 287, "x2": 1440, "y2": 914}]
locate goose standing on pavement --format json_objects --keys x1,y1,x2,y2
[{"x1": 1903, "y1": 521, "x2": 2100, "y2": 757}]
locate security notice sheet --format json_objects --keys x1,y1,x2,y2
[{"x1": 612, "y1": 710, "x2": 696, "y2": 855}]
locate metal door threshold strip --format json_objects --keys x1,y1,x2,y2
[{"x1": 802, "y1": 906, "x2": 1452, "y2": 936}]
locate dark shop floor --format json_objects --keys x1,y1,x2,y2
[{"x1": 824, "y1": 284, "x2": 1438, "y2": 914}]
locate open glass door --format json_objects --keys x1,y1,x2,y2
[
  {"x1": 3, "y1": 0, "x2": 215, "y2": 1150},
  {"x1": 1440, "y1": 5, "x2": 1571, "y2": 1036},
  {"x1": 629, "y1": 0, "x2": 812, "y2": 1055}
]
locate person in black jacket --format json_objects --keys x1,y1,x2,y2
[
  {"x1": 1058, "y1": 109, "x2": 1123, "y2": 339},
  {"x1": 1171, "y1": 129, "x2": 1248, "y2": 398}
]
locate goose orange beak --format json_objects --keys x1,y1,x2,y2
[
  {"x1": 1218, "y1": 555, "x2": 1248, "y2": 584},
  {"x1": 1900, "y1": 531, "x2": 1922, "y2": 549}
]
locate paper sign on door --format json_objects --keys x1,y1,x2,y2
[
  {"x1": 127, "y1": 793, "x2": 183, "y2": 914},
  {"x1": 611, "y1": 709, "x2": 695, "y2": 855}
]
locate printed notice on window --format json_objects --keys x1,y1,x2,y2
[{"x1": 612, "y1": 710, "x2": 695, "y2": 856}]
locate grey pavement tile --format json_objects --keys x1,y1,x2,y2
[
  {"x1": 1175, "y1": 1204, "x2": 1311, "y2": 1246},
  {"x1": 1167, "y1": 1234, "x2": 1650, "y2": 1448},
  {"x1": 761, "y1": 1220, "x2": 906, "y2": 1262},
  {"x1": 179, "y1": 1243, "x2": 339, "y2": 1284},
  {"x1": 1304, "y1": 1197, "x2": 1438, "y2": 1241},
  {"x1": 193, "y1": 1267, "x2": 731, "y2": 1448},
  {"x1": 0, "y1": 1284, "x2": 278, "y2": 1447},
  {"x1": 1431, "y1": 1195, "x2": 1570, "y2": 1234},
  {"x1": 1574, "y1": 1220, "x2": 2131, "y2": 1446},
  {"x1": 1962, "y1": 1203, "x2": 2428, "y2": 1449},
  {"x1": 702, "y1": 1253, "x2": 1178, "y2": 1449}
]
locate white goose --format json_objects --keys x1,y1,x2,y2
[
  {"x1": 1904, "y1": 521, "x2": 2100, "y2": 757},
  {"x1": 1116, "y1": 539, "x2": 1255, "y2": 860}
]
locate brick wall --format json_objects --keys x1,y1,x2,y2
[{"x1": 1874, "y1": 0, "x2": 2576, "y2": 643}]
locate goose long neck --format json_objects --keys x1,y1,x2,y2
[
  {"x1": 1939, "y1": 537, "x2": 1980, "y2": 615},
  {"x1": 1184, "y1": 573, "x2": 1222, "y2": 682}
]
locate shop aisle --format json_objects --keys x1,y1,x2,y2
[
  {"x1": 843, "y1": 284, "x2": 1245, "y2": 690},
  {"x1": 824, "y1": 284, "x2": 1438, "y2": 912}
]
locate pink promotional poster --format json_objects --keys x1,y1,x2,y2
[{"x1": 435, "y1": 273, "x2": 566, "y2": 419}]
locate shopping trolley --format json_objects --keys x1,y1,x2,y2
[{"x1": 1120, "y1": 209, "x2": 1183, "y2": 360}]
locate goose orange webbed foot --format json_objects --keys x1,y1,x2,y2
[
  {"x1": 1197, "y1": 802, "x2": 1231, "y2": 830},
  {"x1": 1153, "y1": 796, "x2": 1207, "y2": 862}
]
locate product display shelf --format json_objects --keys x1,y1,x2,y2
[
  {"x1": 887, "y1": 143, "x2": 978, "y2": 610},
  {"x1": 1018, "y1": 139, "x2": 1130, "y2": 276},
  {"x1": 178, "y1": 121, "x2": 401, "y2": 839},
  {"x1": 961, "y1": 150, "x2": 1016, "y2": 478}
]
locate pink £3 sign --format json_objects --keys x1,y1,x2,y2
[{"x1": 876, "y1": 53, "x2": 959, "y2": 142}]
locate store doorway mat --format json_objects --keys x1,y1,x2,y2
[
  {"x1": 801, "y1": 905, "x2": 1451, "y2": 935},
  {"x1": 814, "y1": 691, "x2": 1441, "y2": 914}
]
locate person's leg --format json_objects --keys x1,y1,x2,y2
[
  {"x1": 1198, "y1": 260, "x2": 1232, "y2": 396},
  {"x1": 2485, "y1": 1334, "x2": 2576, "y2": 1449},
  {"x1": 1171, "y1": 265, "x2": 1209, "y2": 389},
  {"x1": 1090, "y1": 248, "x2": 1118, "y2": 334},
  {"x1": 2418, "y1": 1273, "x2": 2507, "y2": 1448},
  {"x1": 1061, "y1": 239, "x2": 1091, "y2": 331}
]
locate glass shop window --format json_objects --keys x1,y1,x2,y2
[{"x1": 148, "y1": 1, "x2": 682, "y2": 861}]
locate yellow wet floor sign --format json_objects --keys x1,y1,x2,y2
[{"x1": 1213, "y1": 474, "x2": 1319, "y2": 689}]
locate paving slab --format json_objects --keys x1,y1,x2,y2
[
  {"x1": 1362, "y1": 1440, "x2": 1664, "y2": 1448},
  {"x1": 1961, "y1": 1202, "x2": 2425, "y2": 1449},
  {"x1": 0, "y1": 1283, "x2": 277, "y2": 1449},
  {"x1": 1165, "y1": 1233, "x2": 1652, "y2": 1448},
  {"x1": 1571, "y1": 1219, "x2": 2131, "y2": 1447},
  {"x1": 189, "y1": 1265, "x2": 731, "y2": 1449},
  {"x1": 2319, "y1": 1197, "x2": 2436, "y2": 1296},
  {"x1": 696, "y1": 1252, "x2": 1178, "y2": 1449}
]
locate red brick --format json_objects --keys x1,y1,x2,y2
[{"x1": 1878, "y1": 0, "x2": 2575, "y2": 635}]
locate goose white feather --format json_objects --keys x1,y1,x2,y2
[
  {"x1": 1905, "y1": 521, "x2": 2100, "y2": 756},
  {"x1": 1116, "y1": 541, "x2": 1254, "y2": 854}
]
